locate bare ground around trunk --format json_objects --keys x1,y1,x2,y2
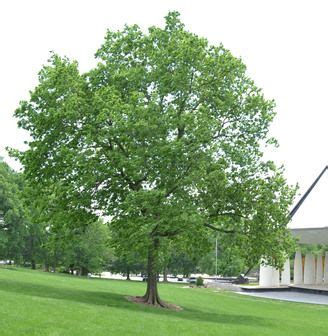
[{"x1": 126, "y1": 296, "x2": 182, "y2": 311}]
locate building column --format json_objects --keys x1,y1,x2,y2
[
  {"x1": 324, "y1": 252, "x2": 328, "y2": 284},
  {"x1": 293, "y1": 250, "x2": 303, "y2": 285},
  {"x1": 272, "y1": 267, "x2": 280, "y2": 286},
  {"x1": 259, "y1": 261, "x2": 280, "y2": 287},
  {"x1": 259, "y1": 263, "x2": 273, "y2": 287},
  {"x1": 280, "y1": 258, "x2": 290, "y2": 285},
  {"x1": 316, "y1": 254, "x2": 323, "y2": 285},
  {"x1": 304, "y1": 253, "x2": 315, "y2": 285}
]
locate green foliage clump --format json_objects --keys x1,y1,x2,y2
[
  {"x1": 0, "y1": 158, "x2": 26, "y2": 263},
  {"x1": 196, "y1": 276, "x2": 204, "y2": 287}
]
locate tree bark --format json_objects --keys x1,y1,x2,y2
[
  {"x1": 126, "y1": 266, "x2": 130, "y2": 280},
  {"x1": 163, "y1": 265, "x2": 168, "y2": 282},
  {"x1": 81, "y1": 266, "x2": 89, "y2": 276},
  {"x1": 141, "y1": 238, "x2": 166, "y2": 307}
]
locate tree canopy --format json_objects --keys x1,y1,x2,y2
[
  {"x1": 13, "y1": 11, "x2": 296, "y2": 306},
  {"x1": 0, "y1": 158, "x2": 26, "y2": 262}
]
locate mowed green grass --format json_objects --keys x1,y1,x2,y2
[{"x1": 0, "y1": 268, "x2": 327, "y2": 336}]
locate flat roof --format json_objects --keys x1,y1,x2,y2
[{"x1": 291, "y1": 227, "x2": 328, "y2": 245}]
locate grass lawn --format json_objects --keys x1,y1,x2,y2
[{"x1": 0, "y1": 267, "x2": 327, "y2": 335}]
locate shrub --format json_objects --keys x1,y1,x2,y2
[{"x1": 196, "y1": 276, "x2": 204, "y2": 287}]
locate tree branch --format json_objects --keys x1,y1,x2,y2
[
  {"x1": 204, "y1": 223, "x2": 236, "y2": 234},
  {"x1": 209, "y1": 210, "x2": 247, "y2": 220},
  {"x1": 164, "y1": 161, "x2": 193, "y2": 197},
  {"x1": 155, "y1": 228, "x2": 181, "y2": 238}
]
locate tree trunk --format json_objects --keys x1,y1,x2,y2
[
  {"x1": 163, "y1": 265, "x2": 168, "y2": 282},
  {"x1": 141, "y1": 238, "x2": 166, "y2": 307},
  {"x1": 44, "y1": 263, "x2": 49, "y2": 272},
  {"x1": 126, "y1": 266, "x2": 130, "y2": 280},
  {"x1": 31, "y1": 260, "x2": 36, "y2": 270},
  {"x1": 81, "y1": 266, "x2": 89, "y2": 276}
]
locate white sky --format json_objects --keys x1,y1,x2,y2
[
  {"x1": 0, "y1": 0, "x2": 327, "y2": 218},
  {"x1": 289, "y1": 169, "x2": 327, "y2": 228}
]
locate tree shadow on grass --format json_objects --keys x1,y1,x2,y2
[{"x1": 0, "y1": 278, "x2": 274, "y2": 328}]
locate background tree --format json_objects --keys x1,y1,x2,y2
[
  {"x1": 162, "y1": 233, "x2": 212, "y2": 278},
  {"x1": 198, "y1": 235, "x2": 246, "y2": 277},
  {"x1": 21, "y1": 183, "x2": 50, "y2": 269},
  {"x1": 108, "y1": 251, "x2": 146, "y2": 280},
  {"x1": 0, "y1": 158, "x2": 26, "y2": 264},
  {"x1": 13, "y1": 12, "x2": 296, "y2": 307},
  {"x1": 64, "y1": 220, "x2": 111, "y2": 275},
  {"x1": 167, "y1": 252, "x2": 198, "y2": 278},
  {"x1": 24, "y1": 182, "x2": 98, "y2": 272}
]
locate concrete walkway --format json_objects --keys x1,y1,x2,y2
[{"x1": 239, "y1": 290, "x2": 328, "y2": 305}]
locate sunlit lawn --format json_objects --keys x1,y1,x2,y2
[{"x1": 0, "y1": 267, "x2": 327, "y2": 335}]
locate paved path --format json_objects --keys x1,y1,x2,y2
[
  {"x1": 239, "y1": 290, "x2": 328, "y2": 305},
  {"x1": 206, "y1": 281, "x2": 242, "y2": 292}
]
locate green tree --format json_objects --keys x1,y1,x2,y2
[
  {"x1": 23, "y1": 182, "x2": 98, "y2": 272},
  {"x1": 108, "y1": 251, "x2": 146, "y2": 280},
  {"x1": 13, "y1": 12, "x2": 296, "y2": 307},
  {"x1": 168, "y1": 252, "x2": 198, "y2": 278},
  {"x1": 197, "y1": 234, "x2": 246, "y2": 276},
  {"x1": 64, "y1": 220, "x2": 111, "y2": 275},
  {"x1": 0, "y1": 158, "x2": 26, "y2": 263},
  {"x1": 161, "y1": 234, "x2": 212, "y2": 278},
  {"x1": 21, "y1": 184, "x2": 49, "y2": 269}
]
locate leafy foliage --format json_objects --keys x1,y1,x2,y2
[
  {"x1": 63, "y1": 220, "x2": 111, "y2": 274},
  {"x1": 0, "y1": 158, "x2": 26, "y2": 262},
  {"x1": 196, "y1": 276, "x2": 204, "y2": 286},
  {"x1": 108, "y1": 251, "x2": 146, "y2": 279}
]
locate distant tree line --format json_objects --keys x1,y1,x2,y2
[{"x1": 0, "y1": 158, "x2": 247, "y2": 278}]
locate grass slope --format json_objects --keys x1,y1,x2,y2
[{"x1": 0, "y1": 267, "x2": 327, "y2": 336}]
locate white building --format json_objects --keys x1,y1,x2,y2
[{"x1": 259, "y1": 166, "x2": 328, "y2": 287}]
